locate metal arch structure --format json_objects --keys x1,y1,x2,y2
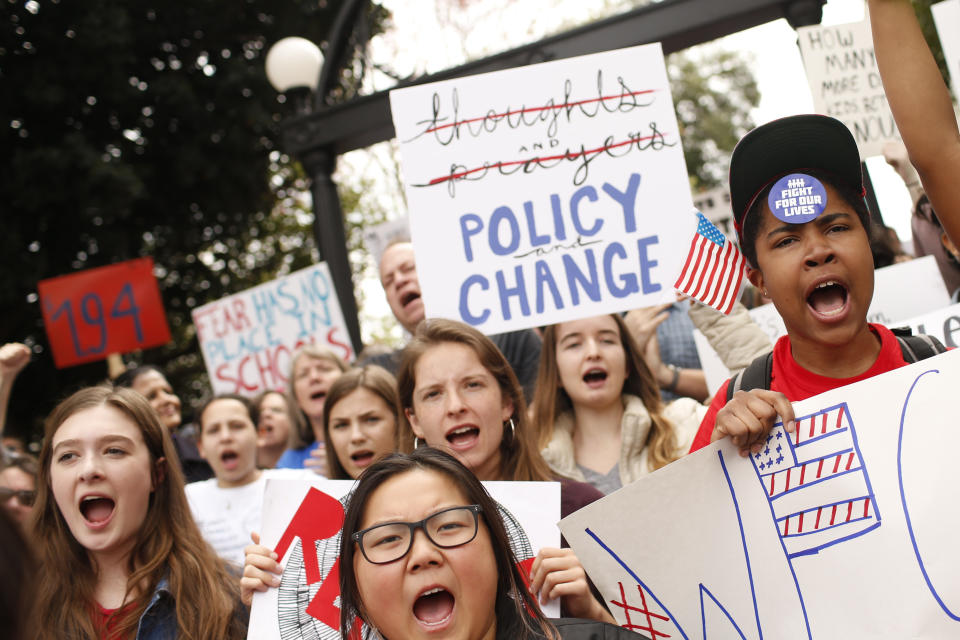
[{"x1": 291, "y1": 0, "x2": 827, "y2": 351}]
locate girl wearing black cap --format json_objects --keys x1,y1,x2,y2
[{"x1": 688, "y1": 113, "x2": 946, "y2": 456}]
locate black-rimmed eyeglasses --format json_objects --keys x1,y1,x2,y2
[
  {"x1": 0, "y1": 487, "x2": 35, "y2": 506},
  {"x1": 352, "y1": 505, "x2": 482, "y2": 564}
]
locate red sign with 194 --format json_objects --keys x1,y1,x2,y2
[{"x1": 38, "y1": 258, "x2": 172, "y2": 368}]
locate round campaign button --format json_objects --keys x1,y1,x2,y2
[{"x1": 767, "y1": 173, "x2": 827, "y2": 225}]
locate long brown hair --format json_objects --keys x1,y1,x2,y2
[
  {"x1": 339, "y1": 448, "x2": 555, "y2": 640},
  {"x1": 396, "y1": 319, "x2": 555, "y2": 482},
  {"x1": 31, "y1": 386, "x2": 245, "y2": 640},
  {"x1": 531, "y1": 314, "x2": 680, "y2": 471},
  {"x1": 321, "y1": 365, "x2": 402, "y2": 479},
  {"x1": 286, "y1": 345, "x2": 348, "y2": 448}
]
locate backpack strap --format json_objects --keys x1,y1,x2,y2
[
  {"x1": 726, "y1": 351, "x2": 774, "y2": 402},
  {"x1": 897, "y1": 334, "x2": 947, "y2": 363}
]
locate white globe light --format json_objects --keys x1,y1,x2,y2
[{"x1": 265, "y1": 37, "x2": 323, "y2": 93}]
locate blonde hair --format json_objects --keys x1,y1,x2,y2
[
  {"x1": 530, "y1": 314, "x2": 680, "y2": 471},
  {"x1": 286, "y1": 344, "x2": 348, "y2": 448},
  {"x1": 31, "y1": 386, "x2": 244, "y2": 640},
  {"x1": 396, "y1": 319, "x2": 555, "y2": 482}
]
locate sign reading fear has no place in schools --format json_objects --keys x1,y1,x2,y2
[
  {"x1": 389, "y1": 43, "x2": 693, "y2": 335},
  {"x1": 192, "y1": 263, "x2": 354, "y2": 396}
]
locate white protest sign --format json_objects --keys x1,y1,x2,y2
[
  {"x1": 561, "y1": 347, "x2": 960, "y2": 638},
  {"x1": 363, "y1": 216, "x2": 411, "y2": 266},
  {"x1": 932, "y1": 0, "x2": 960, "y2": 92},
  {"x1": 797, "y1": 17, "x2": 899, "y2": 158},
  {"x1": 248, "y1": 478, "x2": 562, "y2": 639},
  {"x1": 389, "y1": 43, "x2": 693, "y2": 335},
  {"x1": 892, "y1": 301, "x2": 960, "y2": 349},
  {"x1": 695, "y1": 256, "x2": 950, "y2": 395},
  {"x1": 192, "y1": 263, "x2": 353, "y2": 396}
]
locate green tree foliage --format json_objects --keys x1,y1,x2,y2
[
  {"x1": 0, "y1": 0, "x2": 382, "y2": 439},
  {"x1": 668, "y1": 49, "x2": 760, "y2": 190}
]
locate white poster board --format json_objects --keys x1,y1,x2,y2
[
  {"x1": 932, "y1": 0, "x2": 960, "y2": 93},
  {"x1": 248, "y1": 478, "x2": 561, "y2": 639},
  {"x1": 561, "y1": 348, "x2": 960, "y2": 638},
  {"x1": 695, "y1": 256, "x2": 950, "y2": 395},
  {"x1": 192, "y1": 263, "x2": 353, "y2": 395},
  {"x1": 389, "y1": 43, "x2": 693, "y2": 335},
  {"x1": 363, "y1": 216, "x2": 411, "y2": 266},
  {"x1": 797, "y1": 18, "x2": 899, "y2": 158}
]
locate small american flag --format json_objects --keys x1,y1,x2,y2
[{"x1": 673, "y1": 212, "x2": 746, "y2": 314}]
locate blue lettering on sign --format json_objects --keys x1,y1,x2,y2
[
  {"x1": 603, "y1": 243, "x2": 639, "y2": 298},
  {"x1": 535, "y1": 260, "x2": 564, "y2": 313},
  {"x1": 489, "y1": 206, "x2": 521, "y2": 256},
  {"x1": 459, "y1": 275, "x2": 490, "y2": 325},
  {"x1": 496, "y1": 266, "x2": 530, "y2": 321},
  {"x1": 637, "y1": 235, "x2": 662, "y2": 294}
]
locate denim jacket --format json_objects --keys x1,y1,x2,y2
[{"x1": 134, "y1": 578, "x2": 177, "y2": 640}]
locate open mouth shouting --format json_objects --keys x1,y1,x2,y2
[
  {"x1": 582, "y1": 367, "x2": 608, "y2": 388},
  {"x1": 79, "y1": 494, "x2": 116, "y2": 529},
  {"x1": 400, "y1": 289, "x2": 422, "y2": 311},
  {"x1": 350, "y1": 449, "x2": 376, "y2": 469},
  {"x1": 805, "y1": 279, "x2": 850, "y2": 322},
  {"x1": 413, "y1": 586, "x2": 455, "y2": 631},
  {"x1": 445, "y1": 425, "x2": 480, "y2": 451},
  {"x1": 220, "y1": 449, "x2": 240, "y2": 471}
]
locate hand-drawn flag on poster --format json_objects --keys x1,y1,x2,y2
[
  {"x1": 673, "y1": 212, "x2": 746, "y2": 314},
  {"x1": 750, "y1": 403, "x2": 881, "y2": 559}
]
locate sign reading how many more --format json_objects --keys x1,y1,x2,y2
[
  {"x1": 38, "y1": 258, "x2": 171, "y2": 368},
  {"x1": 192, "y1": 263, "x2": 353, "y2": 396},
  {"x1": 797, "y1": 16, "x2": 899, "y2": 158},
  {"x1": 390, "y1": 43, "x2": 694, "y2": 335}
]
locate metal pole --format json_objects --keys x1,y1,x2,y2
[{"x1": 302, "y1": 147, "x2": 364, "y2": 356}]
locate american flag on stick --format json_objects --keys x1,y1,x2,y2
[{"x1": 673, "y1": 212, "x2": 746, "y2": 314}]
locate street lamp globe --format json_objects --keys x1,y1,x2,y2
[{"x1": 265, "y1": 37, "x2": 323, "y2": 93}]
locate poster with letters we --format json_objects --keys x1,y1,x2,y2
[
  {"x1": 390, "y1": 44, "x2": 693, "y2": 335},
  {"x1": 561, "y1": 348, "x2": 960, "y2": 638},
  {"x1": 247, "y1": 478, "x2": 561, "y2": 640}
]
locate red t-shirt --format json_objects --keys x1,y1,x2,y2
[
  {"x1": 690, "y1": 324, "x2": 909, "y2": 452},
  {"x1": 94, "y1": 601, "x2": 137, "y2": 640}
]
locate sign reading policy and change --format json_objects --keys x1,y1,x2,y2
[
  {"x1": 192, "y1": 263, "x2": 354, "y2": 395},
  {"x1": 390, "y1": 44, "x2": 694, "y2": 335}
]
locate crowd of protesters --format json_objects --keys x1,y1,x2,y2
[{"x1": 2, "y1": 2, "x2": 959, "y2": 637}]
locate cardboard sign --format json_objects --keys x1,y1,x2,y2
[
  {"x1": 797, "y1": 18, "x2": 899, "y2": 158},
  {"x1": 248, "y1": 478, "x2": 561, "y2": 639},
  {"x1": 561, "y1": 348, "x2": 960, "y2": 638},
  {"x1": 389, "y1": 43, "x2": 693, "y2": 335},
  {"x1": 695, "y1": 256, "x2": 951, "y2": 395},
  {"x1": 192, "y1": 263, "x2": 353, "y2": 396},
  {"x1": 37, "y1": 258, "x2": 171, "y2": 368},
  {"x1": 932, "y1": 0, "x2": 960, "y2": 93}
]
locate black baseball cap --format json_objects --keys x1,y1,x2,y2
[{"x1": 729, "y1": 114, "x2": 865, "y2": 239}]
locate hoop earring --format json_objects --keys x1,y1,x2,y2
[
  {"x1": 413, "y1": 437, "x2": 422, "y2": 449},
  {"x1": 507, "y1": 418, "x2": 516, "y2": 440}
]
